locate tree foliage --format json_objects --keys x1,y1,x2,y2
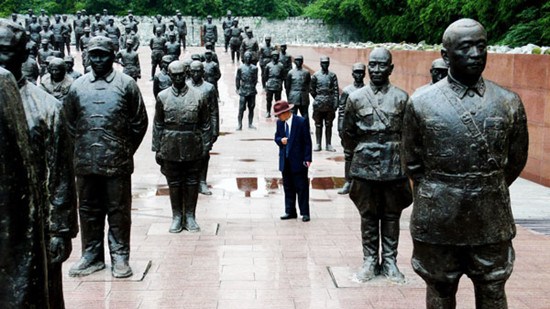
[{"x1": 305, "y1": 0, "x2": 550, "y2": 46}]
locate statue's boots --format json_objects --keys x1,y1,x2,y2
[
  {"x1": 168, "y1": 186, "x2": 184, "y2": 233},
  {"x1": 184, "y1": 185, "x2": 201, "y2": 232},
  {"x1": 355, "y1": 216, "x2": 380, "y2": 281},
  {"x1": 199, "y1": 157, "x2": 212, "y2": 195},
  {"x1": 426, "y1": 285, "x2": 457, "y2": 309},
  {"x1": 111, "y1": 253, "x2": 133, "y2": 278},
  {"x1": 69, "y1": 216, "x2": 106, "y2": 277},
  {"x1": 236, "y1": 115, "x2": 243, "y2": 131},
  {"x1": 381, "y1": 220, "x2": 405, "y2": 283},
  {"x1": 314, "y1": 125, "x2": 322, "y2": 151},
  {"x1": 248, "y1": 111, "x2": 256, "y2": 129},
  {"x1": 325, "y1": 125, "x2": 336, "y2": 152},
  {"x1": 338, "y1": 161, "x2": 352, "y2": 194}
]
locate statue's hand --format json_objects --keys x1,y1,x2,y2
[{"x1": 49, "y1": 236, "x2": 72, "y2": 264}]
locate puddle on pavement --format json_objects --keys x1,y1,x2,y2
[
  {"x1": 155, "y1": 176, "x2": 345, "y2": 197},
  {"x1": 238, "y1": 159, "x2": 256, "y2": 162},
  {"x1": 210, "y1": 152, "x2": 220, "y2": 155},
  {"x1": 239, "y1": 138, "x2": 274, "y2": 142},
  {"x1": 218, "y1": 131, "x2": 233, "y2": 136}
]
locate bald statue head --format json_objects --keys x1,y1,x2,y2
[
  {"x1": 368, "y1": 47, "x2": 393, "y2": 86},
  {"x1": 441, "y1": 19, "x2": 487, "y2": 85},
  {"x1": 189, "y1": 60, "x2": 204, "y2": 84}
]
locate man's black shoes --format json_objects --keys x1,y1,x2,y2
[
  {"x1": 302, "y1": 215, "x2": 310, "y2": 222},
  {"x1": 280, "y1": 214, "x2": 297, "y2": 220}
]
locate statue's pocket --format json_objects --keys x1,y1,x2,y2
[{"x1": 357, "y1": 107, "x2": 373, "y2": 126}]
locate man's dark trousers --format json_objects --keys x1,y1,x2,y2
[{"x1": 282, "y1": 158, "x2": 309, "y2": 216}]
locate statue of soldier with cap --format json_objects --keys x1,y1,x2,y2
[
  {"x1": 120, "y1": 24, "x2": 140, "y2": 51},
  {"x1": 402, "y1": 19, "x2": 528, "y2": 308},
  {"x1": 150, "y1": 27, "x2": 167, "y2": 80},
  {"x1": 188, "y1": 60, "x2": 219, "y2": 196},
  {"x1": 342, "y1": 47, "x2": 412, "y2": 283},
  {"x1": 222, "y1": 10, "x2": 233, "y2": 53},
  {"x1": 153, "y1": 55, "x2": 174, "y2": 98},
  {"x1": 310, "y1": 56, "x2": 339, "y2": 151},
  {"x1": 285, "y1": 55, "x2": 311, "y2": 119},
  {"x1": 116, "y1": 39, "x2": 141, "y2": 81},
  {"x1": 228, "y1": 19, "x2": 243, "y2": 63},
  {"x1": 64, "y1": 55, "x2": 83, "y2": 80},
  {"x1": 165, "y1": 32, "x2": 181, "y2": 61},
  {"x1": 236, "y1": 51, "x2": 258, "y2": 130},
  {"x1": 153, "y1": 60, "x2": 212, "y2": 233},
  {"x1": 174, "y1": 11, "x2": 187, "y2": 51},
  {"x1": 79, "y1": 27, "x2": 92, "y2": 71},
  {"x1": 65, "y1": 36, "x2": 148, "y2": 279},
  {"x1": 202, "y1": 15, "x2": 218, "y2": 51},
  {"x1": 279, "y1": 44, "x2": 292, "y2": 85},
  {"x1": 38, "y1": 38, "x2": 55, "y2": 77},
  {"x1": 240, "y1": 28, "x2": 259, "y2": 65},
  {"x1": 264, "y1": 50, "x2": 285, "y2": 118},
  {"x1": 416, "y1": 58, "x2": 449, "y2": 93},
  {"x1": 337, "y1": 63, "x2": 367, "y2": 194},
  {"x1": 203, "y1": 50, "x2": 221, "y2": 93},
  {"x1": 259, "y1": 36, "x2": 274, "y2": 89},
  {"x1": 73, "y1": 11, "x2": 86, "y2": 52},
  {"x1": 121, "y1": 12, "x2": 139, "y2": 34}
]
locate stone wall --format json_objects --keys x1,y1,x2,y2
[{"x1": 291, "y1": 46, "x2": 550, "y2": 187}]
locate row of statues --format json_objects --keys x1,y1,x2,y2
[{"x1": 0, "y1": 15, "x2": 530, "y2": 309}]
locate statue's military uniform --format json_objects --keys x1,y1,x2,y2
[
  {"x1": 37, "y1": 47, "x2": 55, "y2": 76},
  {"x1": 40, "y1": 73, "x2": 74, "y2": 101},
  {"x1": 65, "y1": 69, "x2": 148, "y2": 274},
  {"x1": 165, "y1": 41, "x2": 181, "y2": 60},
  {"x1": 105, "y1": 24, "x2": 121, "y2": 51},
  {"x1": 265, "y1": 59, "x2": 284, "y2": 115},
  {"x1": 236, "y1": 61, "x2": 258, "y2": 127},
  {"x1": 240, "y1": 36, "x2": 259, "y2": 64},
  {"x1": 20, "y1": 79, "x2": 77, "y2": 309},
  {"x1": 117, "y1": 49, "x2": 141, "y2": 80},
  {"x1": 174, "y1": 17, "x2": 187, "y2": 49},
  {"x1": 79, "y1": 34, "x2": 92, "y2": 70},
  {"x1": 259, "y1": 43, "x2": 274, "y2": 87},
  {"x1": 279, "y1": 52, "x2": 292, "y2": 81},
  {"x1": 152, "y1": 19, "x2": 165, "y2": 35},
  {"x1": 51, "y1": 22, "x2": 66, "y2": 54},
  {"x1": 153, "y1": 69, "x2": 172, "y2": 98},
  {"x1": 310, "y1": 68, "x2": 339, "y2": 147},
  {"x1": 0, "y1": 68, "x2": 49, "y2": 308},
  {"x1": 202, "y1": 23, "x2": 217, "y2": 47},
  {"x1": 222, "y1": 17, "x2": 233, "y2": 51},
  {"x1": 402, "y1": 76, "x2": 528, "y2": 287},
  {"x1": 150, "y1": 36, "x2": 166, "y2": 66},
  {"x1": 285, "y1": 64, "x2": 311, "y2": 118},
  {"x1": 228, "y1": 26, "x2": 243, "y2": 62},
  {"x1": 152, "y1": 85, "x2": 212, "y2": 230},
  {"x1": 204, "y1": 60, "x2": 221, "y2": 91},
  {"x1": 119, "y1": 31, "x2": 139, "y2": 51},
  {"x1": 28, "y1": 21, "x2": 42, "y2": 43}
]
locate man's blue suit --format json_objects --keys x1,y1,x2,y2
[{"x1": 274, "y1": 114, "x2": 312, "y2": 217}]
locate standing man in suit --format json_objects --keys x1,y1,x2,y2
[{"x1": 274, "y1": 101, "x2": 312, "y2": 222}]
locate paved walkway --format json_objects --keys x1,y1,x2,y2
[{"x1": 63, "y1": 47, "x2": 550, "y2": 309}]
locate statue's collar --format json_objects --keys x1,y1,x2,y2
[
  {"x1": 369, "y1": 82, "x2": 389, "y2": 94},
  {"x1": 447, "y1": 74, "x2": 486, "y2": 98},
  {"x1": 171, "y1": 85, "x2": 188, "y2": 97},
  {"x1": 90, "y1": 69, "x2": 115, "y2": 83}
]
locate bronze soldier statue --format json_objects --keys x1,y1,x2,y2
[
  {"x1": 150, "y1": 28, "x2": 167, "y2": 80},
  {"x1": 152, "y1": 14, "x2": 166, "y2": 36},
  {"x1": 337, "y1": 63, "x2": 367, "y2": 195},
  {"x1": 22, "y1": 42, "x2": 40, "y2": 84},
  {"x1": 105, "y1": 17, "x2": 121, "y2": 52},
  {"x1": 402, "y1": 19, "x2": 529, "y2": 309},
  {"x1": 264, "y1": 50, "x2": 285, "y2": 118},
  {"x1": 50, "y1": 15, "x2": 67, "y2": 56},
  {"x1": 174, "y1": 11, "x2": 187, "y2": 51},
  {"x1": 64, "y1": 55, "x2": 83, "y2": 80},
  {"x1": 94, "y1": 21, "x2": 108, "y2": 38},
  {"x1": 38, "y1": 38, "x2": 55, "y2": 77},
  {"x1": 39, "y1": 21, "x2": 54, "y2": 46},
  {"x1": 1, "y1": 20, "x2": 77, "y2": 309},
  {"x1": 28, "y1": 15, "x2": 41, "y2": 43},
  {"x1": 204, "y1": 42, "x2": 219, "y2": 64},
  {"x1": 203, "y1": 50, "x2": 221, "y2": 93},
  {"x1": 38, "y1": 9, "x2": 50, "y2": 27},
  {"x1": 40, "y1": 57, "x2": 74, "y2": 101},
  {"x1": 65, "y1": 36, "x2": 148, "y2": 279},
  {"x1": 343, "y1": 48, "x2": 412, "y2": 283},
  {"x1": 120, "y1": 24, "x2": 140, "y2": 51},
  {"x1": 121, "y1": 13, "x2": 139, "y2": 34},
  {"x1": 73, "y1": 11, "x2": 86, "y2": 52},
  {"x1": 259, "y1": 36, "x2": 274, "y2": 88},
  {"x1": 240, "y1": 28, "x2": 259, "y2": 65},
  {"x1": 228, "y1": 19, "x2": 243, "y2": 63},
  {"x1": 90, "y1": 14, "x2": 102, "y2": 35},
  {"x1": 416, "y1": 58, "x2": 449, "y2": 93},
  {"x1": 202, "y1": 15, "x2": 218, "y2": 51},
  {"x1": 188, "y1": 61, "x2": 219, "y2": 196},
  {"x1": 236, "y1": 51, "x2": 258, "y2": 130},
  {"x1": 153, "y1": 55, "x2": 174, "y2": 98},
  {"x1": 152, "y1": 61, "x2": 212, "y2": 233},
  {"x1": 116, "y1": 39, "x2": 141, "y2": 81},
  {"x1": 279, "y1": 44, "x2": 292, "y2": 86},
  {"x1": 285, "y1": 55, "x2": 310, "y2": 119},
  {"x1": 222, "y1": 10, "x2": 233, "y2": 53},
  {"x1": 79, "y1": 27, "x2": 92, "y2": 71},
  {"x1": 165, "y1": 32, "x2": 181, "y2": 61},
  {"x1": 61, "y1": 15, "x2": 72, "y2": 56},
  {"x1": 310, "y1": 56, "x2": 339, "y2": 152}
]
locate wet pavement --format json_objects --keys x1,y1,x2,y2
[{"x1": 62, "y1": 47, "x2": 550, "y2": 309}]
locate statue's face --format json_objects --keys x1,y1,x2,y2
[
  {"x1": 169, "y1": 69, "x2": 186, "y2": 89},
  {"x1": 89, "y1": 49, "x2": 114, "y2": 77},
  {"x1": 320, "y1": 61, "x2": 329, "y2": 71},
  {"x1": 294, "y1": 59, "x2": 303, "y2": 68},
  {"x1": 207, "y1": 17, "x2": 212, "y2": 23},
  {"x1": 156, "y1": 29, "x2": 162, "y2": 36},
  {"x1": 265, "y1": 39, "x2": 271, "y2": 45},
  {"x1": 281, "y1": 46, "x2": 287, "y2": 53},
  {"x1": 247, "y1": 31, "x2": 252, "y2": 38},
  {"x1": 368, "y1": 50, "x2": 393, "y2": 86},
  {"x1": 271, "y1": 54, "x2": 279, "y2": 62},
  {"x1": 205, "y1": 53, "x2": 212, "y2": 61},
  {"x1": 443, "y1": 26, "x2": 487, "y2": 81},
  {"x1": 352, "y1": 70, "x2": 365, "y2": 83},
  {"x1": 243, "y1": 53, "x2": 251, "y2": 64},
  {"x1": 77, "y1": 12, "x2": 81, "y2": 17},
  {"x1": 0, "y1": 29, "x2": 22, "y2": 73},
  {"x1": 430, "y1": 68, "x2": 448, "y2": 84},
  {"x1": 49, "y1": 64, "x2": 65, "y2": 81},
  {"x1": 65, "y1": 61, "x2": 74, "y2": 70},
  {"x1": 55, "y1": 16, "x2": 60, "y2": 22},
  {"x1": 190, "y1": 67, "x2": 203, "y2": 83}
]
